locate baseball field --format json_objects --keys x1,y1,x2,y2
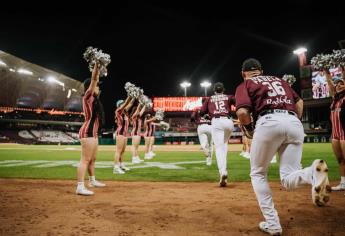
[{"x1": 0, "y1": 143, "x2": 344, "y2": 236}]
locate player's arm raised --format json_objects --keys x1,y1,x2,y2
[
  {"x1": 124, "y1": 97, "x2": 136, "y2": 112},
  {"x1": 139, "y1": 104, "x2": 146, "y2": 117},
  {"x1": 132, "y1": 104, "x2": 142, "y2": 118},
  {"x1": 87, "y1": 63, "x2": 100, "y2": 95}
]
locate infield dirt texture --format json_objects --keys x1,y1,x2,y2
[{"x1": 0, "y1": 144, "x2": 344, "y2": 235}]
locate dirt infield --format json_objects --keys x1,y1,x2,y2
[{"x1": 1, "y1": 179, "x2": 344, "y2": 236}]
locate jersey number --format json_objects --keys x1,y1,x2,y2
[
  {"x1": 262, "y1": 81, "x2": 286, "y2": 97},
  {"x1": 215, "y1": 101, "x2": 225, "y2": 110}
]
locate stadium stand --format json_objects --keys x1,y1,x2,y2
[{"x1": 31, "y1": 130, "x2": 77, "y2": 144}]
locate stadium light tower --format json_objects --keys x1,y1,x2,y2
[
  {"x1": 293, "y1": 47, "x2": 307, "y2": 55},
  {"x1": 293, "y1": 47, "x2": 307, "y2": 67},
  {"x1": 180, "y1": 81, "x2": 191, "y2": 96},
  {"x1": 200, "y1": 81, "x2": 211, "y2": 96}
]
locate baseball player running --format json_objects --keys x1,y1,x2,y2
[
  {"x1": 235, "y1": 58, "x2": 331, "y2": 235},
  {"x1": 201, "y1": 82, "x2": 235, "y2": 187},
  {"x1": 191, "y1": 104, "x2": 213, "y2": 166}
]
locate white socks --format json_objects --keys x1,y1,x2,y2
[
  {"x1": 77, "y1": 182, "x2": 84, "y2": 188},
  {"x1": 89, "y1": 176, "x2": 96, "y2": 182},
  {"x1": 341, "y1": 176, "x2": 345, "y2": 183}
]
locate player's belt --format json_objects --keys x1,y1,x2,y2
[
  {"x1": 259, "y1": 109, "x2": 297, "y2": 117},
  {"x1": 213, "y1": 115, "x2": 230, "y2": 119}
]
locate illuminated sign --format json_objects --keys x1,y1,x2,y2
[
  {"x1": 153, "y1": 97, "x2": 237, "y2": 112},
  {"x1": 153, "y1": 97, "x2": 203, "y2": 111}
]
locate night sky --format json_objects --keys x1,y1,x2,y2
[{"x1": 1, "y1": 2, "x2": 344, "y2": 127}]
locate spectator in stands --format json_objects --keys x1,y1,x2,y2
[
  {"x1": 325, "y1": 67, "x2": 345, "y2": 191},
  {"x1": 76, "y1": 63, "x2": 106, "y2": 196},
  {"x1": 113, "y1": 97, "x2": 134, "y2": 174}
]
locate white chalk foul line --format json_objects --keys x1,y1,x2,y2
[{"x1": 0, "y1": 160, "x2": 206, "y2": 170}]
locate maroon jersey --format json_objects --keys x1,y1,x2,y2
[
  {"x1": 235, "y1": 75, "x2": 300, "y2": 118},
  {"x1": 191, "y1": 110, "x2": 211, "y2": 125},
  {"x1": 201, "y1": 94, "x2": 235, "y2": 118},
  {"x1": 79, "y1": 90, "x2": 100, "y2": 138}
]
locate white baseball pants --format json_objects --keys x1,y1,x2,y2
[
  {"x1": 250, "y1": 113, "x2": 312, "y2": 230},
  {"x1": 197, "y1": 124, "x2": 213, "y2": 156},
  {"x1": 211, "y1": 117, "x2": 234, "y2": 175}
]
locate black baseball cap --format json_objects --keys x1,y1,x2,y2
[
  {"x1": 242, "y1": 58, "x2": 262, "y2": 72},
  {"x1": 213, "y1": 82, "x2": 224, "y2": 93},
  {"x1": 83, "y1": 78, "x2": 102, "y2": 91}
]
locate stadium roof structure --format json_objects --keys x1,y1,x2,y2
[{"x1": 0, "y1": 50, "x2": 83, "y2": 111}]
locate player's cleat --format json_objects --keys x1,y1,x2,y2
[
  {"x1": 132, "y1": 156, "x2": 144, "y2": 164},
  {"x1": 120, "y1": 165, "x2": 130, "y2": 171},
  {"x1": 243, "y1": 152, "x2": 250, "y2": 159},
  {"x1": 206, "y1": 157, "x2": 212, "y2": 166},
  {"x1": 113, "y1": 165, "x2": 125, "y2": 174},
  {"x1": 219, "y1": 173, "x2": 228, "y2": 187},
  {"x1": 239, "y1": 151, "x2": 245, "y2": 157},
  {"x1": 311, "y1": 159, "x2": 331, "y2": 207},
  {"x1": 89, "y1": 180, "x2": 106, "y2": 188},
  {"x1": 144, "y1": 153, "x2": 153, "y2": 160},
  {"x1": 149, "y1": 151, "x2": 156, "y2": 157},
  {"x1": 331, "y1": 182, "x2": 345, "y2": 191},
  {"x1": 76, "y1": 186, "x2": 94, "y2": 196},
  {"x1": 258, "y1": 222, "x2": 282, "y2": 236}
]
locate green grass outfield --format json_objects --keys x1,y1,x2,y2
[{"x1": 0, "y1": 143, "x2": 340, "y2": 182}]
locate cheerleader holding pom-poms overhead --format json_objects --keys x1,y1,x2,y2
[{"x1": 76, "y1": 47, "x2": 110, "y2": 196}]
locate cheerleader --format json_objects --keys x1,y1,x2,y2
[
  {"x1": 113, "y1": 96, "x2": 134, "y2": 174},
  {"x1": 130, "y1": 103, "x2": 146, "y2": 163},
  {"x1": 76, "y1": 64, "x2": 105, "y2": 196}
]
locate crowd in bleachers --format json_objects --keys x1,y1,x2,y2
[
  {"x1": 0, "y1": 130, "x2": 79, "y2": 144},
  {"x1": 31, "y1": 130, "x2": 77, "y2": 143},
  {"x1": 168, "y1": 117, "x2": 197, "y2": 132}
]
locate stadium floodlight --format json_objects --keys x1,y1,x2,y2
[
  {"x1": 71, "y1": 88, "x2": 77, "y2": 92},
  {"x1": 9, "y1": 68, "x2": 15, "y2": 72},
  {"x1": 180, "y1": 81, "x2": 191, "y2": 96},
  {"x1": 200, "y1": 81, "x2": 211, "y2": 96},
  {"x1": 17, "y1": 68, "x2": 33, "y2": 75},
  {"x1": 293, "y1": 47, "x2": 307, "y2": 55},
  {"x1": 47, "y1": 76, "x2": 65, "y2": 87},
  {"x1": 67, "y1": 89, "x2": 72, "y2": 98},
  {"x1": 0, "y1": 60, "x2": 7, "y2": 67}
]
